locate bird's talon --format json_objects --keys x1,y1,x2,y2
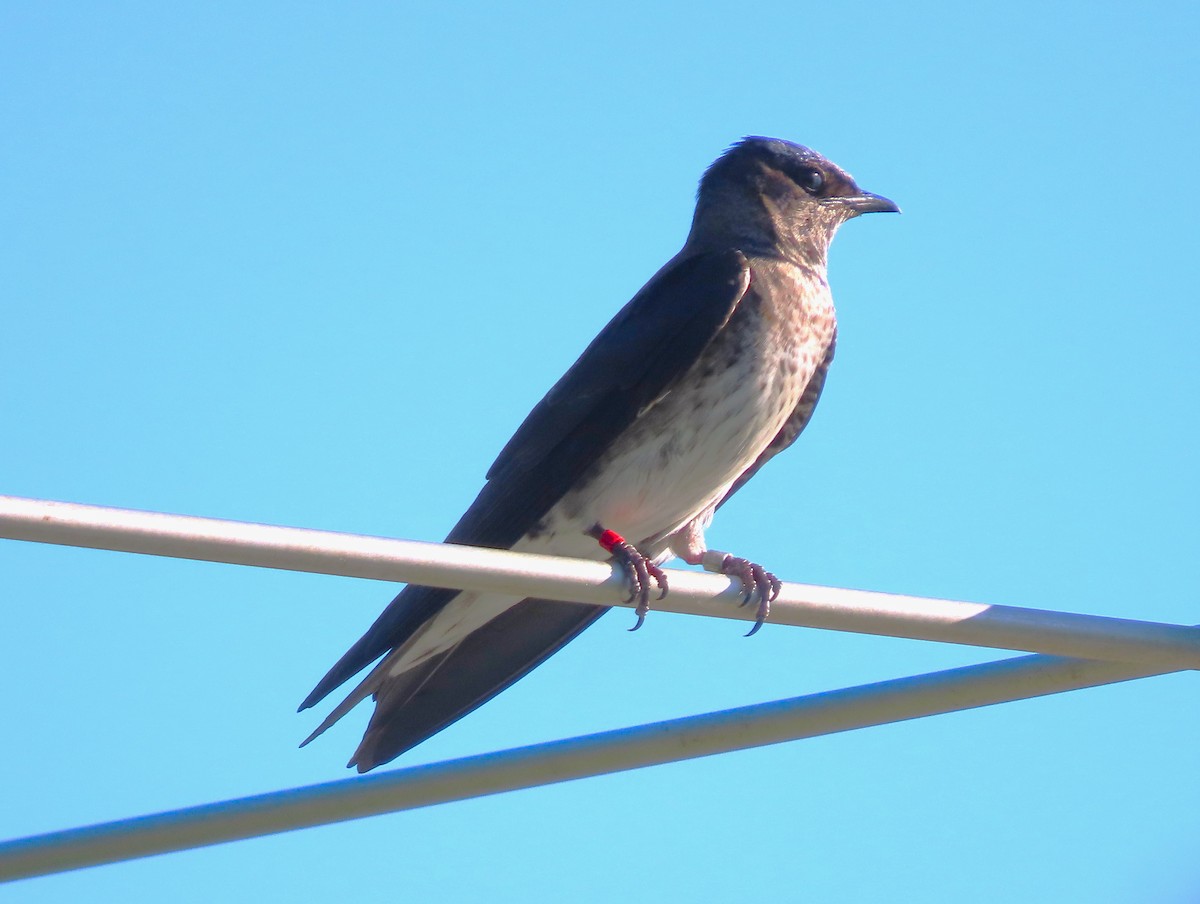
[
  {"x1": 590, "y1": 524, "x2": 667, "y2": 629},
  {"x1": 650, "y1": 562, "x2": 669, "y2": 600},
  {"x1": 717, "y1": 556, "x2": 778, "y2": 635},
  {"x1": 628, "y1": 603, "x2": 649, "y2": 632},
  {"x1": 745, "y1": 591, "x2": 771, "y2": 637}
]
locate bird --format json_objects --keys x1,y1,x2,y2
[{"x1": 299, "y1": 136, "x2": 897, "y2": 772}]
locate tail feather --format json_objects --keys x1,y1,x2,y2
[
  {"x1": 299, "y1": 631, "x2": 455, "y2": 748},
  {"x1": 298, "y1": 654, "x2": 416, "y2": 748},
  {"x1": 298, "y1": 584, "x2": 459, "y2": 713}
]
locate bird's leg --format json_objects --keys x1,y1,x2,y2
[
  {"x1": 587, "y1": 524, "x2": 668, "y2": 631},
  {"x1": 669, "y1": 522, "x2": 781, "y2": 637}
]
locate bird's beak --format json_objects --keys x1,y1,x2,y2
[{"x1": 838, "y1": 191, "x2": 901, "y2": 215}]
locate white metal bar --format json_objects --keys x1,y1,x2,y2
[
  {"x1": 2, "y1": 494, "x2": 1199, "y2": 667},
  {"x1": 0, "y1": 648, "x2": 1176, "y2": 883}
]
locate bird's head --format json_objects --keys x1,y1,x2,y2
[{"x1": 692, "y1": 137, "x2": 898, "y2": 264}]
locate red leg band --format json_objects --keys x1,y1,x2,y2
[{"x1": 596, "y1": 529, "x2": 624, "y2": 552}]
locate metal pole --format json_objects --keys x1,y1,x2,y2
[
  {"x1": 0, "y1": 648, "x2": 1175, "y2": 883},
  {"x1": 2, "y1": 494, "x2": 1199, "y2": 668}
]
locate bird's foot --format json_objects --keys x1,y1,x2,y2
[
  {"x1": 702, "y1": 552, "x2": 781, "y2": 637},
  {"x1": 588, "y1": 524, "x2": 668, "y2": 631}
]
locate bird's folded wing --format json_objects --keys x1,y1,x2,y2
[{"x1": 300, "y1": 249, "x2": 752, "y2": 714}]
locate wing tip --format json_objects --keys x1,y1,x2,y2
[{"x1": 298, "y1": 730, "x2": 319, "y2": 749}]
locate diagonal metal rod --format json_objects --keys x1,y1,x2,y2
[
  {"x1": 2, "y1": 494, "x2": 1199, "y2": 667},
  {"x1": 0, "y1": 649, "x2": 1179, "y2": 883}
]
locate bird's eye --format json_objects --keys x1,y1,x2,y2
[{"x1": 797, "y1": 168, "x2": 824, "y2": 194}]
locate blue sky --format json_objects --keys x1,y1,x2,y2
[{"x1": 3, "y1": 2, "x2": 1199, "y2": 901}]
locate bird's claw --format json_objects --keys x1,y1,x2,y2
[
  {"x1": 588, "y1": 524, "x2": 668, "y2": 631},
  {"x1": 717, "y1": 555, "x2": 781, "y2": 636},
  {"x1": 615, "y1": 543, "x2": 668, "y2": 631}
]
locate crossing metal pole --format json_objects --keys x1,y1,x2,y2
[{"x1": 0, "y1": 648, "x2": 1176, "y2": 883}]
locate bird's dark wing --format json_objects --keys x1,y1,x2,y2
[
  {"x1": 484, "y1": 250, "x2": 751, "y2": 487},
  {"x1": 300, "y1": 250, "x2": 751, "y2": 714},
  {"x1": 465, "y1": 248, "x2": 752, "y2": 533},
  {"x1": 717, "y1": 330, "x2": 836, "y2": 508}
]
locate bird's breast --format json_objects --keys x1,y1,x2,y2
[{"x1": 530, "y1": 262, "x2": 836, "y2": 559}]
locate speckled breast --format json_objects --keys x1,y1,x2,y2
[{"x1": 540, "y1": 258, "x2": 837, "y2": 556}]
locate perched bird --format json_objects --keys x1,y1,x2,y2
[{"x1": 300, "y1": 137, "x2": 897, "y2": 771}]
